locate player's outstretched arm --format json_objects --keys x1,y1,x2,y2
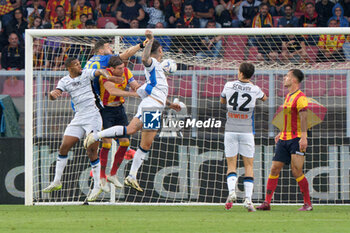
[
  {"x1": 103, "y1": 81, "x2": 139, "y2": 97},
  {"x1": 119, "y1": 39, "x2": 148, "y2": 60},
  {"x1": 95, "y1": 69, "x2": 123, "y2": 84},
  {"x1": 142, "y1": 30, "x2": 154, "y2": 67},
  {"x1": 49, "y1": 89, "x2": 62, "y2": 100}
]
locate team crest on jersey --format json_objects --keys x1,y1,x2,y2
[{"x1": 143, "y1": 110, "x2": 161, "y2": 129}]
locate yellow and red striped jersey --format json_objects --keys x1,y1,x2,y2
[
  {"x1": 280, "y1": 89, "x2": 308, "y2": 140},
  {"x1": 99, "y1": 67, "x2": 134, "y2": 106}
]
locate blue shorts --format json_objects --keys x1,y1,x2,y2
[
  {"x1": 273, "y1": 137, "x2": 305, "y2": 165},
  {"x1": 100, "y1": 105, "x2": 129, "y2": 131}
]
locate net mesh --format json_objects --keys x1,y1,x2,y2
[{"x1": 30, "y1": 30, "x2": 350, "y2": 204}]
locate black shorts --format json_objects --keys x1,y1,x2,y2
[
  {"x1": 100, "y1": 105, "x2": 129, "y2": 129},
  {"x1": 273, "y1": 137, "x2": 305, "y2": 165}
]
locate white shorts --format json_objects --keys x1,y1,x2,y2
[
  {"x1": 135, "y1": 96, "x2": 164, "y2": 123},
  {"x1": 224, "y1": 132, "x2": 255, "y2": 158},
  {"x1": 64, "y1": 113, "x2": 102, "y2": 139}
]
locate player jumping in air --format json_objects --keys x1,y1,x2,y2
[
  {"x1": 84, "y1": 30, "x2": 181, "y2": 192},
  {"x1": 85, "y1": 39, "x2": 147, "y2": 191},
  {"x1": 43, "y1": 57, "x2": 123, "y2": 202},
  {"x1": 221, "y1": 62, "x2": 267, "y2": 212},
  {"x1": 256, "y1": 69, "x2": 312, "y2": 211},
  {"x1": 98, "y1": 56, "x2": 141, "y2": 192}
]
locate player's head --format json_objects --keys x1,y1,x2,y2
[
  {"x1": 151, "y1": 40, "x2": 163, "y2": 58},
  {"x1": 284, "y1": 69, "x2": 304, "y2": 87},
  {"x1": 65, "y1": 57, "x2": 82, "y2": 76},
  {"x1": 238, "y1": 62, "x2": 255, "y2": 80},
  {"x1": 108, "y1": 56, "x2": 125, "y2": 76},
  {"x1": 94, "y1": 40, "x2": 113, "y2": 55}
]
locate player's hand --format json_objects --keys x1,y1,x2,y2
[
  {"x1": 274, "y1": 133, "x2": 281, "y2": 144},
  {"x1": 299, "y1": 137, "x2": 308, "y2": 153},
  {"x1": 169, "y1": 103, "x2": 181, "y2": 112},
  {"x1": 145, "y1": 30, "x2": 154, "y2": 40},
  {"x1": 49, "y1": 90, "x2": 61, "y2": 100}
]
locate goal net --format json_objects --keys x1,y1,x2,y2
[{"x1": 25, "y1": 28, "x2": 350, "y2": 205}]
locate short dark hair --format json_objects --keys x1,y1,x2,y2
[
  {"x1": 55, "y1": 5, "x2": 64, "y2": 11},
  {"x1": 94, "y1": 39, "x2": 107, "y2": 53},
  {"x1": 151, "y1": 40, "x2": 161, "y2": 54},
  {"x1": 239, "y1": 62, "x2": 255, "y2": 79},
  {"x1": 108, "y1": 56, "x2": 123, "y2": 68},
  {"x1": 284, "y1": 4, "x2": 293, "y2": 10},
  {"x1": 305, "y1": 2, "x2": 314, "y2": 8},
  {"x1": 289, "y1": 69, "x2": 304, "y2": 83},
  {"x1": 260, "y1": 3, "x2": 269, "y2": 9},
  {"x1": 65, "y1": 57, "x2": 77, "y2": 68}
]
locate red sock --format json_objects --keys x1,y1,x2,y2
[
  {"x1": 297, "y1": 175, "x2": 311, "y2": 206},
  {"x1": 99, "y1": 143, "x2": 111, "y2": 179},
  {"x1": 110, "y1": 146, "x2": 128, "y2": 176},
  {"x1": 265, "y1": 174, "x2": 279, "y2": 204}
]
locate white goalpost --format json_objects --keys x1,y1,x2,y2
[{"x1": 25, "y1": 28, "x2": 350, "y2": 206}]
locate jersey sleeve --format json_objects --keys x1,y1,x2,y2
[
  {"x1": 83, "y1": 69, "x2": 97, "y2": 81},
  {"x1": 126, "y1": 68, "x2": 135, "y2": 84},
  {"x1": 256, "y1": 86, "x2": 265, "y2": 99},
  {"x1": 297, "y1": 95, "x2": 308, "y2": 112},
  {"x1": 56, "y1": 79, "x2": 66, "y2": 92},
  {"x1": 145, "y1": 57, "x2": 157, "y2": 72}
]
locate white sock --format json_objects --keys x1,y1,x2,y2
[
  {"x1": 226, "y1": 172, "x2": 237, "y2": 193},
  {"x1": 91, "y1": 159, "x2": 101, "y2": 189},
  {"x1": 244, "y1": 177, "x2": 254, "y2": 202},
  {"x1": 129, "y1": 147, "x2": 148, "y2": 178},
  {"x1": 96, "y1": 126, "x2": 125, "y2": 139},
  {"x1": 53, "y1": 155, "x2": 68, "y2": 184}
]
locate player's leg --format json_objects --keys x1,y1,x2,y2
[
  {"x1": 240, "y1": 133, "x2": 256, "y2": 212},
  {"x1": 291, "y1": 152, "x2": 312, "y2": 211},
  {"x1": 125, "y1": 130, "x2": 158, "y2": 192},
  {"x1": 86, "y1": 139, "x2": 103, "y2": 201},
  {"x1": 224, "y1": 132, "x2": 238, "y2": 210},
  {"x1": 257, "y1": 140, "x2": 288, "y2": 210},
  {"x1": 84, "y1": 117, "x2": 142, "y2": 148},
  {"x1": 108, "y1": 106, "x2": 132, "y2": 188},
  {"x1": 107, "y1": 138, "x2": 129, "y2": 188},
  {"x1": 85, "y1": 115, "x2": 103, "y2": 201},
  {"x1": 43, "y1": 132, "x2": 80, "y2": 192}
]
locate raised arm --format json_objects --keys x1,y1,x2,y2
[
  {"x1": 119, "y1": 41, "x2": 147, "y2": 60},
  {"x1": 142, "y1": 30, "x2": 154, "y2": 67}
]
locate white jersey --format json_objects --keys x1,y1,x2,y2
[
  {"x1": 221, "y1": 80, "x2": 264, "y2": 133},
  {"x1": 56, "y1": 69, "x2": 101, "y2": 118},
  {"x1": 140, "y1": 57, "x2": 168, "y2": 104}
]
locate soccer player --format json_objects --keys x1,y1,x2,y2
[
  {"x1": 256, "y1": 69, "x2": 312, "y2": 211},
  {"x1": 42, "y1": 57, "x2": 122, "y2": 202},
  {"x1": 85, "y1": 39, "x2": 146, "y2": 190},
  {"x1": 84, "y1": 30, "x2": 181, "y2": 192},
  {"x1": 221, "y1": 62, "x2": 267, "y2": 212},
  {"x1": 98, "y1": 56, "x2": 141, "y2": 192}
]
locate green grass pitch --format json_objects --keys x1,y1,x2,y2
[{"x1": 1, "y1": 205, "x2": 349, "y2": 233}]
